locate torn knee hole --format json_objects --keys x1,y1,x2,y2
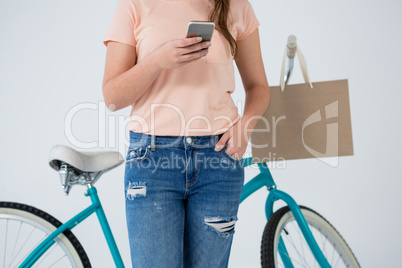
[{"x1": 204, "y1": 216, "x2": 237, "y2": 237}]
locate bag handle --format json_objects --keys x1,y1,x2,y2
[{"x1": 280, "y1": 35, "x2": 313, "y2": 91}]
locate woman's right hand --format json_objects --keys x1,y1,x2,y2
[{"x1": 152, "y1": 37, "x2": 211, "y2": 70}]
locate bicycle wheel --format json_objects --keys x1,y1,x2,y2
[
  {"x1": 0, "y1": 202, "x2": 91, "y2": 268},
  {"x1": 261, "y1": 205, "x2": 360, "y2": 268}
]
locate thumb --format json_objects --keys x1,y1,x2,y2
[{"x1": 214, "y1": 132, "x2": 230, "y2": 151}]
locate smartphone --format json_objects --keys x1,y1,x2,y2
[{"x1": 186, "y1": 21, "x2": 215, "y2": 41}]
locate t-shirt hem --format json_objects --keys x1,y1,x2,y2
[{"x1": 103, "y1": 38, "x2": 137, "y2": 48}]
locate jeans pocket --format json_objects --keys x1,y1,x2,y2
[
  {"x1": 126, "y1": 143, "x2": 151, "y2": 164},
  {"x1": 221, "y1": 144, "x2": 242, "y2": 162}
]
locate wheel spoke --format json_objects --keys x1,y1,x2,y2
[
  {"x1": 319, "y1": 229, "x2": 328, "y2": 258},
  {"x1": 294, "y1": 221, "x2": 306, "y2": 262},
  {"x1": 8, "y1": 224, "x2": 38, "y2": 267},
  {"x1": 333, "y1": 252, "x2": 342, "y2": 268},
  {"x1": 309, "y1": 225, "x2": 323, "y2": 266},
  {"x1": 279, "y1": 248, "x2": 311, "y2": 267},
  {"x1": 282, "y1": 229, "x2": 305, "y2": 266},
  {"x1": 292, "y1": 220, "x2": 311, "y2": 267},
  {"x1": 35, "y1": 242, "x2": 57, "y2": 267},
  {"x1": 3, "y1": 219, "x2": 9, "y2": 268},
  {"x1": 1, "y1": 203, "x2": 87, "y2": 267},
  {"x1": 15, "y1": 233, "x2": 47, "y2": 268},
  {"x1": 309, "y1": 225, "x2": 320, "y2": 267},
  {"x1": 48, "y1": 253, "x2": 68, "y2": 267},
  {"x1": 282, "y1": 223, "x2": 311, "y2": 268},
  {"x1": 8, "y1": 220, "x2": 22, "y2": 268},
  {"x1": 331, "y1": 241, "x2": 336, "y2": 265}
]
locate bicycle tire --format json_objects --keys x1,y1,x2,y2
[
  {"x1": 261, "y1": 205, "x2": 360, "y2": 268},
  {"x1": 0, "y1": 202, "x2": 91, "y2": 268}
]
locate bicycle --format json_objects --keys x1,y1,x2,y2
[{"x1": 0, "y1": 143, "x2": 360, "y2": 267}]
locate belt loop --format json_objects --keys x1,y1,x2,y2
[
  {"x1": 151, "y1": 135, "x2": 156, "y2": 150},
  {"x1": 213, "y1": 134, "x2": 219, "y2": 145}
]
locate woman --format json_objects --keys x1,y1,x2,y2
[{"x1": 102, "y1": 0, "x2": 270, "y2": 266}]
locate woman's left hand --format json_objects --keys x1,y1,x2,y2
[{"x1": 214, "y1": 117, "x2": 251, "y2": 160}]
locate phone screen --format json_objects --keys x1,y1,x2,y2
[{"x1": 186, "y1": 21, "x2": 215, "y2": 41}]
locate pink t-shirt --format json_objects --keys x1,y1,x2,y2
[{"x1": 103, "y1": 0, "x2": 260, "y2": 136}]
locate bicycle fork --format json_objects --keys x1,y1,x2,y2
[
  {"x1": 257, "y1": 161, "x2": 331, "y2": 268},
  {"x1": 239, "y1": 160, "x2": 331, "y2": 267},
  {"x1": 265, "y1": 189, "x2": 331, "y2": 268}
]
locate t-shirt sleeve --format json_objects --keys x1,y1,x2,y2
[
  {"x1": 236, "y1": 0, "x2": 260, "y2": 41},
  {"x1": 103, "y1": 0, "x2": 137, "y2": 47}
]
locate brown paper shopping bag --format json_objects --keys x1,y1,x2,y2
[{"x1": 250, "y1": 39, "x2": 354, "y2": 165}]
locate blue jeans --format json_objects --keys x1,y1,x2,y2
[{"x1": 124, "y1": 130, "x2": 244, "y2": 268}]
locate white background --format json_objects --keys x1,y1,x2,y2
[{"x1": 1, "y1": 0, "x2": 401, "y2": 267}]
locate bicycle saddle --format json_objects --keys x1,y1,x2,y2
[{"x1": 48, "y1": 144, "x2": 124, "y2": 173}]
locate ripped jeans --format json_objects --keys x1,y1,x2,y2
[{"x1": 124, "y1": 130, "x2": 244, "y2": 268}]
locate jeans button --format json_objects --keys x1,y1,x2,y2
[{"x1": 186, "y1": 137, "x2": 192, "y2": 143}]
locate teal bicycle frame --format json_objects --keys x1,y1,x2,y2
[{"x1": 20, "y1": 157, "x2": 331, "y2": 268}]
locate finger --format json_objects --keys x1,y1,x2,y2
[
  {"x1": 225, "y1": 141, "x2": 236, "y2": 156},
  {"x1": 181, "y1": 48, "x2": 208, "y2": 62},
  {"x1": 228, "y1": 148, "x2": 242, "y2": 160},
  {"x1": 179, "y1": 39, "x2": 209, "y2": 57},
  {"x1": 214, "y1": 132, "x2": 231, "y2": 151},
  {"x1": 178, "y1": 36, "x2": 203, "y2": 48},
  {"x1": 185, "y1": 40, "x2": 210, "y2": 51},
  {"x1": 231, "y1": 152, "x2": 241, "y2": 160},
  {"x1": 184, "y1": 54, "x2": 204, "y2": 64}
]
